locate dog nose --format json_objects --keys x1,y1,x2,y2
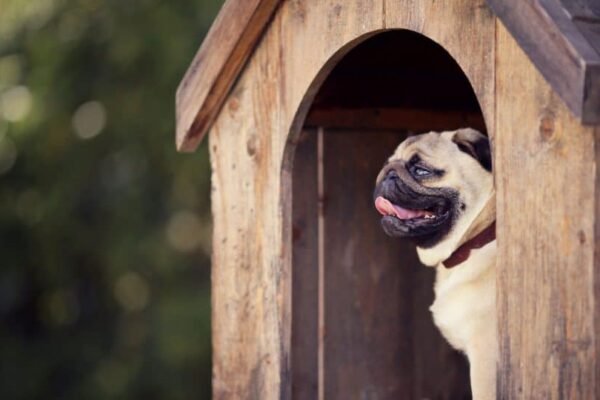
[{"x1": 385, "y1": 169, "x2": 399, "y2": 181}]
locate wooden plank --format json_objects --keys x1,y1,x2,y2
[
  {"x1": 305, "y1": 107, "x2": 486, "y2": 132},
  {"x1": 486, "y1": 0, "x2": 600, "y2": 124},
  {"x1": 291, "y1": 130, "x2": 318, "y2": 400},
  {"x1": 322, "y1": 130, "x2": 412, "y2": 399},
  {"x1": 175, "y1": 0, "x2": 280, "y2": 152},
  {"x1": 209, "y1": 10, "x2": 288, "y2": 399},
  {"x1": 562, "y1": 0, "x2": 600, "y2": 17},
  {"x1": 553, "y1": 0, "x2": 600, "y2": 55},
  {"x1": 321, "y1": 129, "x2": 470, "y2": 399},
  {"x1": 317, "y1": 128, "x2": 325, "y2": 400},
  {"x1": 495, "y1": 22, "x2": 597, "y2": 399},
  {"x1": 595, "y1": 123, "x2": 600, "y2": 399},
  {"x1": 560, "y1": 0, "x2": 600, "y2": 21},
  {"x1": 278, "y1": 0, "x2": 386, "y2": 136}
]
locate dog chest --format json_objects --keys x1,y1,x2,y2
[{"x1": 429, "y1": 243, "x2": 496, "y2": 352}]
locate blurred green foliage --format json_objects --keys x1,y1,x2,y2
[{"x1": 0, "y1": 0, "x2": 222, "y2": 398}]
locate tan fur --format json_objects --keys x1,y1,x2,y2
[{"x1": 381, "y1": 129, "x2": 496, "y2": 400}]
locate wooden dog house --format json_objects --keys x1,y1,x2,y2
[{"x1": 175, "y1": 1, "x2": 600, "y2": 398}]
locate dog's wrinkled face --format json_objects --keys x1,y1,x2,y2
[{"x1": 373, "y1": 128, "x2": 493, "y2": 250}]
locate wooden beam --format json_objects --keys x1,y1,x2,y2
[
  {"x1": 495, "y1": 22, "x2": 598, "y2": 398},
  {"x1": 486, "y1": 0, "x2": 600, "y2": 125},
  {"x1": 291, "y1": 130, "x2": 319, "y2": 400},
  {"x1": 304, "y1": 107, "x2": 487, "y2": 133},
  {"x1": 175, "y1": 0, "x2": 281, "y2": 152}
]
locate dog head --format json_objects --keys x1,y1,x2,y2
[{"x1": 373, "y1": 128, "x2": 494, "y2": 266}]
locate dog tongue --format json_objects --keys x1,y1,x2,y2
[{"x1": 374, "y1": 196, "x2": 427, "y2": 219}]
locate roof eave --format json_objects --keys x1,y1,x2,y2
[
  {"x1": 176, "y1": 0, "x2": 600, "y2": 153},
  {"x1": 486, "y1": 0, "x2": 600, "y2": 124},
  {"x1": 175, "y1": 0, "x2": 281, "y2": 152}
]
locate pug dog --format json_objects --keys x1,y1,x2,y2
[{"x1": 373, "y1": 128, "x2": 496, "y2": 400}]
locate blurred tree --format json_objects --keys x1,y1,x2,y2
[{"x1": 0, "y1": 0, "x2": 222, "y2": 399}]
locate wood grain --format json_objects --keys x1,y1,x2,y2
[
  {"x1": 495, "y1": 22, "x2": 598, "y2": 399},
  {"x1": 561, "y1": 0, "x2": 600, "y2": 17},
  {"x1": 595, "y1": 124, "x2": 600, "y2": 400},
  {"x1": 487, "y1": 0, "x2": 600, "y2": 124},
  {"x1": 175, "y1": 0, "x2": 280, "y2": 151},
  {"x1": 208, "y1": 1, "x2": 498, "y2": 398},
  {"x1": 209, "y1": 10, "x2": 287, "y2": 398}
]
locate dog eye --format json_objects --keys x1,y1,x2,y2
[{"x1": 412, "y1": 166, "x2": 432, "y2": 178}]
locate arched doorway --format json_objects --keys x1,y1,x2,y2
[{"x1": 290, "y1": 30, "x2": 486, "y2": 399}]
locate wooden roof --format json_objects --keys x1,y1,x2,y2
[
  {"x1": 175, "y1": 0, "x2": 281, "y2": 152},
  {"x1": 487, "y1": 0, "x2": 600, "y2": 123},
  {"x1": 175, "y1": 0, "x2": 600, "y2": 152}
]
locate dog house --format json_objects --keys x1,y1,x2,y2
[{"x1": 175, "y1": 1, "x2": 600, "y2": 398}]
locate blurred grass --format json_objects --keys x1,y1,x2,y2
[{"x1": 0, "y1": 0, "x2": 222, "y2": 398}]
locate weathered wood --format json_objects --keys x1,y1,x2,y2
[
  {"x1": 291, "y1": 130, "x2": 318, "y2": 400},
  {"x1": 209, "y1": 1, "x2": 497, "y2": 398},
  {"x1": 595, "y1": 124, "x2": 600, "y2": 399},
  {"x1": 175, "y1": 0, "x2": 280, "y2": 151},
  {"x1": 560, "y1": 0, "x2": 600, "y2": 19},
  {"x1": 495, "y1": 22, "x2": 598, "y2": 399},
  {"x1": 209, "y1": 11, "x2": 288, "y2": 399},
  {"x1": 555, "y1": 0, "x2": 600, "y2": 55},
  {"x1": 487, "y1": 0, "x2": 600, "y2": 124},
  {"x1": 177, "y1": 0, "x2": 600, "y2": 151},
  {"x1": 305, "y1": 107, "x2": 486, "y2": 132},
  {"x1": 278, "y1": 0, "x2": 386, "y2": 135}
]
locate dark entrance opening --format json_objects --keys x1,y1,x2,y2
[{"x1": 291, "y1": 30, "x2": 485, "y2": 399}]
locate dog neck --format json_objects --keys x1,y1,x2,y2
[
  {"x1": 442, "y1": 221, "x2": 496, "y2": 268},
  {"x1": 443, "y1": 191, "x2": 496, "y2": 268},
  {"x1": 417, "y1": 191, "x2": 496, "y2": 267},
  {"x1": 456, "y1": 191, "x2": 496, "y2": 248}
]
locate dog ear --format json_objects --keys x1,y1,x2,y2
[{"x1": 452, "y1": 128, "x2": 492, "y2": 172}]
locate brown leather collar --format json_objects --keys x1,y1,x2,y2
[{"x1": 443, "y1": 221, "x2": 496, "y2": 269}]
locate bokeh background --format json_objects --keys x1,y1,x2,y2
[{"x1": 0, "y1": 0, "x2": 223, "y2": 398}]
